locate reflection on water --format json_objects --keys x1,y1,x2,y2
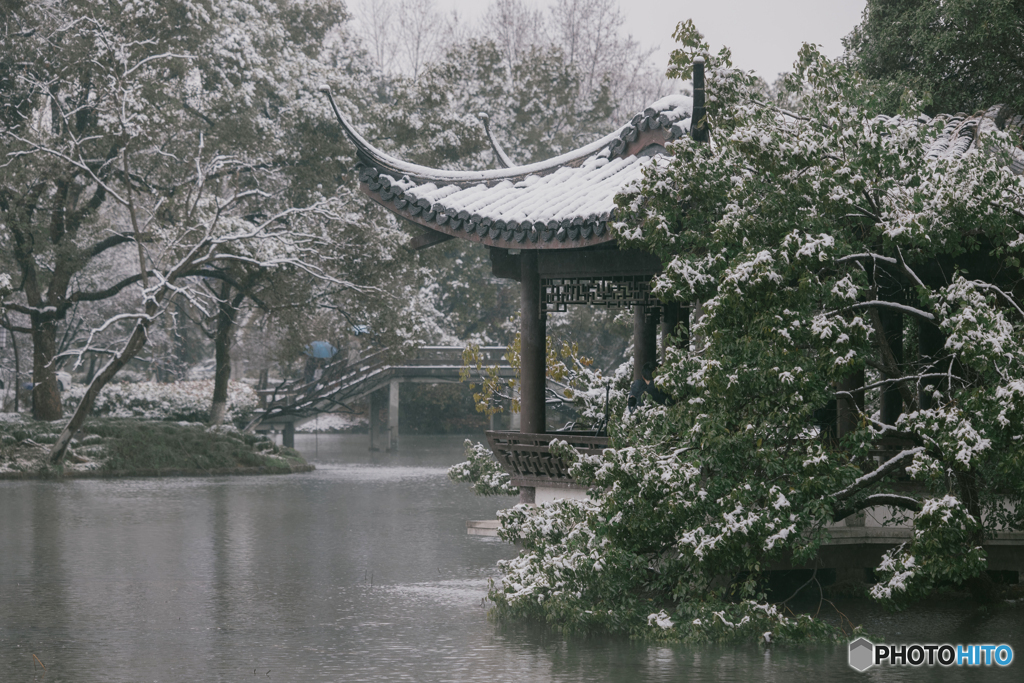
[{"x1": 1, "y1": 432, "x2": 1021, "y2": 682}]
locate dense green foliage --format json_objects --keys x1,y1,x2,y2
[
  {"x1": 844, "y1": 0, "x2": 1024, "y2": 115},
  {"x1": 447, "y1": 439, "x2": 518, "y2": 496}
]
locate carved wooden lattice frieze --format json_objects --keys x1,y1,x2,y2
[{"x1": 541, "y1": 276, "x2": 662, "y2": 313}]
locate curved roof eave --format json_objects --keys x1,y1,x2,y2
[
  {"x1": 321, "y1": 88, "x2": 693, "y2": 250},
  {"x1": 324, "y1": 87, "x2": 659, "y2": 185}
]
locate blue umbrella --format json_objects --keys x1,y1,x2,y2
[{"x1": 304, "y1": 341, "x2": 338, "y2": 359}]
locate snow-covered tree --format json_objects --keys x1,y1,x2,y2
[{"x1": 0, "y1": 1, "x2": 446, "y2": 463}]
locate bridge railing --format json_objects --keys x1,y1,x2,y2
[
  {"x1": 253, "y1": 345, "x2": 513, "y2": 424},
  {"x1": 409, "y1": 346, "x2": 508, "y2": 365},
  {"x1": 257, "y1": 348, "x2": 390, "y2": 419}
]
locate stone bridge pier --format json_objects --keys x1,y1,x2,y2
[{"x1": 369, "y1": 379, "x2": 400, "y2": 451}]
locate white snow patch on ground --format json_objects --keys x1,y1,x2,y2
[{"x1": 295, "y1": 413, "x2": 368, "y2": 433}]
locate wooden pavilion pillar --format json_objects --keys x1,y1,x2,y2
[
  {"x1": 880, "y1": 308, "x2": 904, "y2": 426},
  {"x1": 520, "y1": 251, "x2": 546, "y2": 434},
  {"x1": 633, "y1": 305, "x2": 658, "y2": 382},
  {"x1": 660, "y1": 302, "x2": 687, "y2": 361},
  {"x1": 919, "y1": 320, "x2": 944, "y2": 410}
]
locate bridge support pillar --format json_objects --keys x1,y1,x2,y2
[
  {"x1": 520, "y1": 251, "x2": 546, "y2": 434},
  {"x1": 369, "y1": 389, "x2": 382, "y2": 451},
  {"x1": 388, "y1": 379, "x2": 399, "y2": 450},
  {"x1": 283, "y1": 422, "x2": 295, "y2": 449}
]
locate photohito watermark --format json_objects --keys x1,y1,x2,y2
[{"x1": 848, "y1": 638, "x2": 1014, "y2": 671}]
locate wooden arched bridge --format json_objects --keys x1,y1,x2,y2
[{"x1": 249, "y1": 346, "x2": 514, "y2": 449}]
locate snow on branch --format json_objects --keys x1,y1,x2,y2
[
  {"x1": 839, "y1": 300, "x2": 936, "y2": 322},
  {"x1": 833, "y1": 447, "x2": 925, "y2": 502},
  {"x1": 833, "y1": 493, "x2": 923, "y2": 522}
]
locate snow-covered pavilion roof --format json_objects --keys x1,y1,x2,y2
[
  {"x1": 329, "y1": 94, "x2": 693, "y2": 250},
  {"x1": 886, "y1": 104, "x2": 1024, "y2": 173}
]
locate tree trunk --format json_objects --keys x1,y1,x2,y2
[
  {"x1": 11, "y1": 319, "x2": 21, "y2": 413},
  {"x1": 209, "y1": 312, "x2": 233, "y2": 426},
  {"x1": 31, "y1": 318, "x2": 62, "y2": 420},
  {"x1": 47, "y1": 229, "x2": 215, "y2": 466},
  {"x1": 209, "y1": 288, "x2": 243, "y2": 426},
  {"x1": 85, "y1": 353, "x2": 97, "y2": 384},
  {"x1": 49, "y1": 322, "x2": 150, "y2": 466},
  {"x1": 837, "y1": 369, "x2": 865, "y2": 438}
]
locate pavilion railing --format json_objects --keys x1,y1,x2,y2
[{"x1": 485, "y1": 430, "x2": 609, "y2": 489}]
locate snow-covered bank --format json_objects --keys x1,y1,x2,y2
[{"x1": 0, "y1": 414, "x2": 313, "y2": 479}]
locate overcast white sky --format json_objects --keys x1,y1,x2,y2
[{"x1": 439, "y1": 0, "x2": 867, "y2": 81}]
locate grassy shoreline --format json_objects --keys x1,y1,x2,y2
[{"x1": 0, "y1": 415, "x2": 313, "y2": 479}]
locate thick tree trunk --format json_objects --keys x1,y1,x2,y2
[
  {"x1": 85, "y1": 353, "x2": 98, "y2": 384},
  {"x1": 878, "y1": 307, "x2": 904, "y2": 425},
  {"x1": 837, "y1": 369, "x2": 865, "y2": 438},
  {"x1": 209, "y1": 311, "x2": 234, "y2": 426},
  {"x1": 209, "y1": 288, "x2": 244, "y2": 426},
  {"x1": 31, "y1": 318, "x2": 62, "y2": 421},
  {"x1": 918, "y1": 320, "x2": 945, "y2": 410}
]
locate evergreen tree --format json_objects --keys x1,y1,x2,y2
[{"x1": 844, "y1": 0, "x2": 1024, "y2": 115}]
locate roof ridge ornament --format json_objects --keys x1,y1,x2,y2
[{"x1": 477, "y1": 113, "x2": 517, "y2": 169}]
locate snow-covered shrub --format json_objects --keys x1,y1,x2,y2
[
  {"x1": 63, "y1": 380, "x2": 257, "y2": 426},
  {"x1": 447, "y1": 439, "x2": 518, "y2": 496}
]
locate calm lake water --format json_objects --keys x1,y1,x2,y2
[{"x1": 1, "y1": 432, "x2": 1021, "y2": 681}]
